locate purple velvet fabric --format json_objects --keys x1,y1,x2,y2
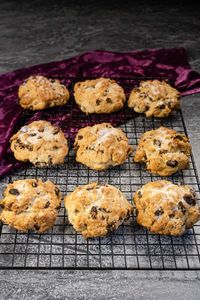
[{"x1": 1, "y1": 47, "x2": 200, "y2": 177}]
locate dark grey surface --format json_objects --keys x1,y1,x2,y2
[
  {"x1": 0, "y1": 0, "x2": 200, "y2": 74},
  {"x1": 0, "y1": 1, "x2": 200, "y2": 299},
  {"x1": 0, "y1": 270, "x2": 200, "y2": 300}
]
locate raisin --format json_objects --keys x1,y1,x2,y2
[
  {"x1": 153, "y1": 139, "x2": 161, "y2": 147},
  {"x1": 9, "y1": 189, "x2": 19, "y2": 196},
  {"x1": 74, "y1": 209, "x2": 79, "y2": 214},
  {"x1": 30, "y1": 133, "x2": 36, "y2": 137},
  {"x1": 55, "y1": 187, "x2": 60, "y2": 196},
  {"x1": 167, "y1": 102, "x2": 174, "y2": 109},
  {"x1": 86, "y1": 187, "x2": 94, "y2": 191},
  {"x1": 27, "y1": 145, "x2": 33, "y2": 151},
  {"x1": 174, "y1": 135, "x2": 184, "y2": 141},
  {"x1": 106, "y1": 98, "x2": 113, "y2": 104},
  {"x1": 158, "y1": 104, "x2": 165, "y2": 109},
  {"x1": 169, "y1": 213, "x2": 175, "y2": 218},
  {"x1": 53, "y1": 127, "x2": 60, "y2": 135},
  {"x1": 90, "y1": 206, "x2": 98, "y2": 219},
  {"x1": 183, "y1": 194, "x2": 196, "y2": 206},
  {"x1": 44, "y1": 201, "x2": 50, "y2": 208},
  {"x1": 137, "y1": 191, "x2": 142, "y2": 198},
  {"x1": 155, "y1": 208, "x2": 164, "y2": 216},
  {"x1": 96, "y1": 99, "x2": 101, "y2": 105},
  {"x1": 32, "y1": 181, "x2": 38, "y2": 188},
  {"x1": 98, "y1": 207, "x2": 107, "y2": 212},
  {"x1": 17, "y1": 141, "x2": 25, "y2": 149},
  {"x1": 34, "y1": 224, "x2": 40, "y2": 231},
  {"x1": 159, "y1": 149, "x2": 168, "y2": 154},
  {"x1": 78, "y1": 135, "x2": 83, "y2": 140},
  {"x1": 178, "y1": 201, "x2": 186, "y2": 214},
  {"x1": 166, "y1": 160, "x2": 178, "y2": 167},
  {"x1": 98, "y1": 149, "x2": 104, "y2": 154}
]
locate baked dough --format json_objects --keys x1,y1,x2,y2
[
  {"x1": 0, "y1": 179, "x2": 61, "y2": 233},
  {"x1": 74, "y1": 78, "x2": 126, "y2": 114},
  {"x1": 64, "y1": 182, "x2": 133, "y2": 238},
  {"x1": 134, "y1": 127, "x2": 191, "y2": 176},
  {"x1": 18, "y1": 75, "x2": 70, "y2": 110},
  {"x1": 134, "y1": 180, "x2": 200, "y2": 235},
  {"x1": 74, "y1": 123, "x2": 132, "y2": 170},
  {"x1": 128, "y1": 80, "x2": 180, "y2": 118},
  {"x1": 10, "y1": 120, "x2": 68, "y2": 167}
]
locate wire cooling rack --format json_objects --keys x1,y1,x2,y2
[{"x1": 0, "y1": 77, "x2": 200, "y2": 270}]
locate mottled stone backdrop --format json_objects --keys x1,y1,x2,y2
[{"x1": 0, "y1": 0, "x2": 200, "y2": 74}]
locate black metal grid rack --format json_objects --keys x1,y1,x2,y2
[{"x1": 0, "y1": 77, "x2": 200, "y2": 270}]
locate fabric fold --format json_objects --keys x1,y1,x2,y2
[{"x1": 0, "y1": 47, "x2": 200, "y2": 177}]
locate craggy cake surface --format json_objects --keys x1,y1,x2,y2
[
  {"x1": 128, "y1": 80, "x2": 180, "y2": 118},
  {"x1": 0, "y1": 179, "x2": 61, "y2": 233},
  {"x1": 64, "y1": 182, "x2": 133, "y2": 238},
  {"x1": 74, "y1": 122, "x2": 132, "y2": 170},
  {"x1": 10, "y1": 120, "x2": 69, "y2": 167},
  {"x1": 18, "y1": 75, "x2": 70, "y2": 110},
  {"x1": 74, "y1": 78, "x2": 126, "y2": 114},
  {"x1": 134, "y1": 126, "x2": 191, "y2": 176},
  {"x1": 134, "y1": 180, "x2": 200, "y2": 236}
]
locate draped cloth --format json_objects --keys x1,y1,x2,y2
[{"x1": 0, "y1": 47, "x2": 200, "y2": 177}]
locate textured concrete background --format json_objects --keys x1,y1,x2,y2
[
  {"x1": 0, "y1": 0, "x2": 200, "y2": 74},
  {"x1": 0, "y1": 1, "x2": 200, "y2": 299}
]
